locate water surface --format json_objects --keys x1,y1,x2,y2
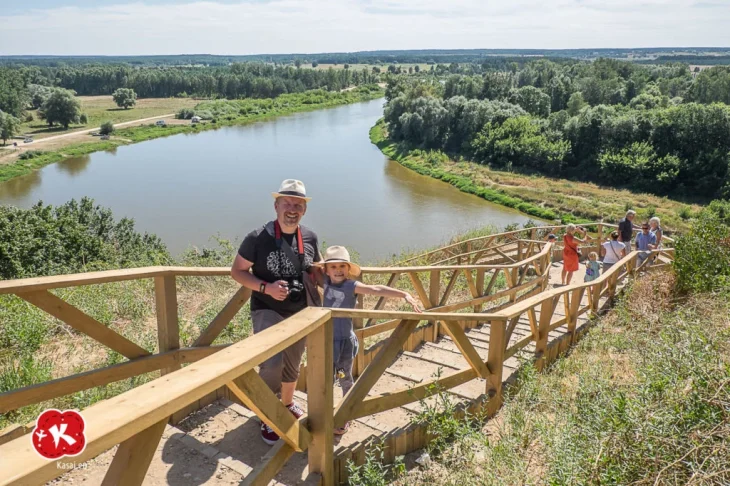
[{"x1": 0, "y1": 99, "x2": 532, "y2": 261}]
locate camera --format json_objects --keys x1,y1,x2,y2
[{"x1": 286, "y1": 278, "x2": 305, "y2": 303}]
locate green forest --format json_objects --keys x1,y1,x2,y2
[{"x1": 383, "y1": 59, "x2": 730, "y2": 200}]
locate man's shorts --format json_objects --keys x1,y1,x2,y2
[{"x1": 252, "y1": 309, "x2": 306, "y2": 395}]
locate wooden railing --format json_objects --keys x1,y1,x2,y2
[
  {"x1": 402, "y1": 222, "x2": 674, "y2": 266},
  {"x1": 0, "y1": 224, "x2": 674, "y2": 485}
]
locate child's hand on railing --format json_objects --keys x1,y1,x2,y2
[{"x1": 404, "y1": 293, "x2": 423, "y2": 313}]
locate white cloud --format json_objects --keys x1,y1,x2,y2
[{"x1": 0, "y1": 0, "x2": 727, "y2": 55}]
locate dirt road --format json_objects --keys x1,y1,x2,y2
[{"x1": 0, "y1": 113, "x2": 177, "y2": 165}]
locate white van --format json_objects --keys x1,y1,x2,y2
[
  {"x1": 155, "y1": 120, "x2": 167, "y2": 127},
  {"x1": 191, "y1": 116, "x2": 201, "y2": 124}
]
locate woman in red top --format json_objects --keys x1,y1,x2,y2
[{"x1": 562, "y1": 224, "x2": 590, "y2": 285}]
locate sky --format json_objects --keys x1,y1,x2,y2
[{"x1": 0, "y1": 0, "x2": 728, "y2": 56}]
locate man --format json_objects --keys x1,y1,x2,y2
[
  {"x1": 617, "y1": 210, "x2": 636, "y2": 251},
  {"x1": 230, "y1": 179, "x2": 321, "y2": 446},
  {"x1": 635, "y1": 222, "x2": 657, "y2": 266}
]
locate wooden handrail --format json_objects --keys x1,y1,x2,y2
[
  {"x1": 0, "y1": 307, "x2": 331, "y2": 486},
  {"x1": 494, "y1": 248, "x2": 674, "y2": 320}
]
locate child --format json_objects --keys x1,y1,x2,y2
[
  {"x1": 316, "y1": 245, "x2": 421, "y2": 435},
  {"x1": 584, "y1": 252, "x2": 600, "y2": 282}
]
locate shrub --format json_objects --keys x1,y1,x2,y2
[
  {"x1": 176, "y1": 108, "x2": 195, "y2": 120},
  {"x1": 0, "y1": 198, "x2": 170, "y2": 279},
  {"x1": 79, "y1": 113, "x2": 88, "y2": 124},
  {"x1": 99, "y1": 121, "x2": 115, "y2": 135},
  {"x1": 674, "y1": 204, "x2": 730, "y2": 292},
  {"x1": 25, "y1": 113, "x2": 34, "y2": 123},
  {"x1": 18, "y1": 150, "x2": 45, "y2": 160}
]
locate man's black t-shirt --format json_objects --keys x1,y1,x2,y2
[
  {"x1": 618, "y1": 218, "x2": 633, "y2": 242},
  {"x1": 238, "y1": 221, "x2": 321, "y2": 317}
]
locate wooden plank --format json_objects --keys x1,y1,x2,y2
[
  {"x1": 193, "y1": 286, "x2": 251, "y2": 347},
  {"x1": 0, "y1": 350, "x2": 180, "y2": 414},
  {"x1": 334, "y1": 320, "x2": 419, "y2": 429},
  {"x1": 439, "y1": 269, "x2": 461, "y2": 306},
  {"x1": 101, "y1": 419, "x2": 167, "y2": 486},
  {"x1": 429, "y1": 270, "x2": 441, "y2": 336},
  {"x1": 155, "y1": 276, "x2": 180, "y2": 377},
  {"x1": 494, "y1": 247, "x2": 516, "y2": 263},
  {"x1": 306, "y1": 317, "x2": 334, "y2": 486},
  {"x1": 527, "y1": 308, "x2": 539, "y2": 340},
  {"x1": 486, "y1": 320, "x2": 506, "y2": 415},
  {"x1": 439, "y1": 321, "x2": 490, "y2": 379},
  {"x1": 484, "y1": 269, "x2": 500, "y2": 296},
  {"x1": 504, "y1": 315, "x2": 521, "y2": 350},
  {"x1": 227, "y1": 370, "x2": 312, "y2": 452},
  {"x1": 353, "y1": 274, "x2": 365, "y2": 330},
  {"x1": 463, "y1": 269, "x2": 479, "y2": 298},
  {"x1": 241, "y1": 440, "x2": 295, "y2": 486},
  {"x1": 0, "y1": 307, "x2": 331, "y2": 486},
  {"x1": 365, "y1": 273, "x2": 399, "y2": 327},
  {"x1": 535, "y1": 297, "x2": 559, "y2": 370},
  {"x1": 18, "y1": 290, "x2": 150, "y2": 360},
  {"x1": 408, "y1": 272, "x2": 432, "y2": 309},
  {"x1": 351, "y1": 368, "x2": 477, "y2": 419}
]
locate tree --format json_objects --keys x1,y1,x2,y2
[
  {"x1": 294, "y1": 59, "x2": 302, "y2": 69},
  {"x1": 28, "y1": 84, "x2": 52, "y2": 110},
  {"x1": 566, "y1": 92, "x2": 587, "y2": 116},
  {"x1": 0, "y1": 111, "x2": 21, "y2": 145},
  {"x1": 311, "y1": 62, "x2": 319, "y2": 68},
  {"x1": 344, "y1": 64, "x2": 350, "y2": 70},
  {"x1": 99, "y1": 121, "x2": 115, "y2": 135},
  {"x1": 0, "y1": 68, "x2": 29, "y2": 117},
  {"x1": 40, "y1": 88, "x2": 81, "y2": 129},
  {"x1": 79, "y1": 113, "x2": 88, "y2": 124},
  {"x1": 372, "y1": 66, "x2": 381, "y2": 74},
  {"x1": 112, "y1": 88, "x2": 137, "y2": 109},
  {"x1": 508, "y1": 86, "x2": 551, "y2": 118},
  {"x1": 414, "y1": 65, "x2": 420, "y2": 73}
]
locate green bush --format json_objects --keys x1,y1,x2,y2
[
  {"x1": 674, "y1": 203, "x2": 730, "y2": 292},
  {"x1": 99, "y1": 121, "x2": 115, "y2": 135},
  {"x1": 18, "y1": 150, "x2": 45, "y2": 160},
  {"x1": 0, "y1": 197, "x2": 170, "y2": 279}
]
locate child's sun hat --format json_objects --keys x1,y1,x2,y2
[{"x1": 317, "y1": 246, "x2": 361, "y2": 277}]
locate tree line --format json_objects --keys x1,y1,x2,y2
[
  {"x1": 8, "y1": 62, "x2": 379, "y2": 100},
  {"x1": 383, "y1": 59, "x2": 730, "y2": 200}
]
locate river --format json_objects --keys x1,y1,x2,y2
[{"x1": 0, "y1": 99, "x2": 532, "y2": 262}]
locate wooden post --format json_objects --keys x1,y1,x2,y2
[
  {"x1": 567, "y1": 288, "x2": 585, "y2": 344},
  {"x1": 353, "y1": 274, "x2": 364, "y2": 331},
  {"x1": 154, "y1": 276, "x2": 179, "y2": 376},
  {"x1": 535, "y1": 297, "x2": 557, "y2": 371},
  {"x1": 486, "y1": 320, "x2": 505, "y2": 416},
  {"x1": 429, "y1": 270, "x2": 440, "y2": 336},
  {"x1": 306, "y1": 317, "x2": 334, "y2": 486},
  {"x1": 101, "y1": 419, "x2": 167, "y2": 486},
  {"x1": 596, "y1": 223, "x2": 603, "y2": 256},
  {"x1": 474, "y1": 269, "x2": 485, "y2": 312}
]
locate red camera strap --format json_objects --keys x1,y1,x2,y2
[{"x1": 274, "y1": 221, "x2": 304, "y2": 255}]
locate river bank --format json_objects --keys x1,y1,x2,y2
[
  {"x1": 370, "y1": 119, "x2": 701, "y2": 232},
  {"x1": 0, "y1": 87, "x2": 384, "y2": 184}
]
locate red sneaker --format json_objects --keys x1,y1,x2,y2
[
  {"x1": 260, "y1": 421, "x2": 279, "y2": 446},
  {"x1": 286, "y1": 402, "x2": 305, "y2": 419}
]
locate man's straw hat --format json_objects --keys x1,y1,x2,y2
[
  {"x1": 272, "y1": 179, "x2": 311, "y2": 202},
  {"x1": 317, "y1": 246, "x2": 361, "y2": 277}
]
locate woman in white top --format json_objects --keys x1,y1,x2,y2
[
  {"x1": 601, "y1": 231, "x2": 626, "y2": 273},
  {"x1": 649, "y1": 216, "x2": 663, "y2": 248}
]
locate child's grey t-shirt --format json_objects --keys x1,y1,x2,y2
[{"x1": 323, "y1": 277, "x2": 357, "y2": 340}]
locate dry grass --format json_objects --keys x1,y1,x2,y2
[{"x1": 18, "y1": 96, "x2": 199, "y2": 140}]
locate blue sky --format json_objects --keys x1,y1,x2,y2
[{"x1": 1, "y1": 0, "x2": 728, "y2": 55}]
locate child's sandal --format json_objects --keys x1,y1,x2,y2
[{"x1": 334, "y1": 421, "x2": 350, "y2": 435}]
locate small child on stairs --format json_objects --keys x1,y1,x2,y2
[{"x1": 316, "y1": 246, "x2": 421, "y2": 435}]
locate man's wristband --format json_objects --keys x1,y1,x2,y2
[{"x1": 259, "y1": 282, "x2": 267, "y2": 294}]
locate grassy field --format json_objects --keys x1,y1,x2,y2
[
  {"x1": 393, "y1": 274, "x2": 730, "y2": 485},
  {"x1": 17, "y1": 96, "x2": 199, "y2": 139},
  {"x1": 370, "y1": 119, "x2": 702, "y2": 232}
]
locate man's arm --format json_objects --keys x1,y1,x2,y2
[{"x1": 231, "y1": 254, "x2": 288, "y2": 301}]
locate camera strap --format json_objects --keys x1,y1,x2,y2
[{"x1": 274, "y1": 221, "x2": 305, "y2": 274}]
